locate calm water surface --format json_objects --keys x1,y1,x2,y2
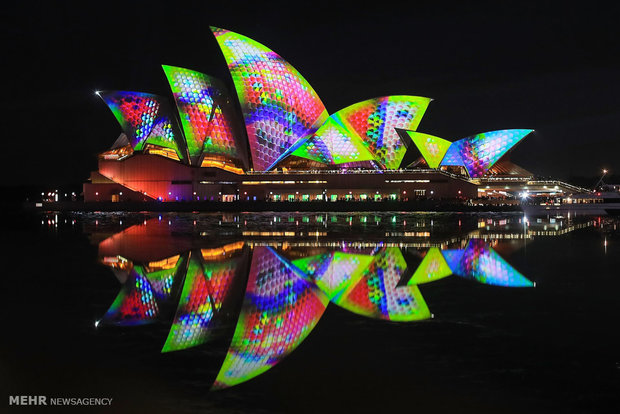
[{"x1": 4, "y1": 211, "x2": 620, "y2": 413}]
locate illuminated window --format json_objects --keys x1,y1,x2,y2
[
  {"x1": 144, "y1": 144, "x2": 180, "y2": 161},
  {"x1": 330, "y1": 194, "x2": 337, "y2": 202},
  {"x1": 200, "y1": 159, "x2": 244, "y2": 174}
]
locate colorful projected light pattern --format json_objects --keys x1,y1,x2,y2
[
  {"x1": 333, "y1": 247, "x2": 431, "y2": 321},
  {"x1": 211, "y1": 27, "x2": 329, "y2": 171},
  {"x1": 99, "y1": 91, "x2": 185, "y2": 161},
  {"x1": 440, "y1": 129, "x2": 533, "y2": 178},
  {"x1": 406, "y1": 132, "x2": 452, "y2": 169},
  {"x1": 292, "y1": 252, "x2": 374, "y2": 299},
  {"x1": 163, "y1": 65, "x2": 239, "y2": 165},
  {"x1": 340, "y1": 96, "x2": 431, "y2": 169},
  {"x1": 97, "y1": 240, "x2": 534, "y2": 390},
  {"x1": 140, "y1": 256, "x2": 183, "y2": 302},
  {"x1": 212, "y1": 247, "x2": 328, "y2": 389},
  {"x1": 162, "y1": 253, "x2": 239, "y2": 353},
  {"x1": 101, "y1": 270, "x2": 159, "y2": 326},
  {"x1": 293, "y1": 96, "x2": 430, "y2": 169},
  {"x1": 142, "y1": 255, "x2": 183, "y2": 300},
  {"x1": 292, "y1": 118, "x2": 375, "y2": 164},
  {"x1": 407, "y1": 247, "x2": 452, "y2": 285},
  {"x1": 449, "y1": 239, "x2": 534, "y2": 287}
]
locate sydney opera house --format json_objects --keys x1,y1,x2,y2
[{"x1": 84, "y1": 27, "x2": 538, "y2": 203}]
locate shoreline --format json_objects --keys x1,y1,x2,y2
[{"x1": 20, "y1": 200, "x2": 523, "y2": 213}]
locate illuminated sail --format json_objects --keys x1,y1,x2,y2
[
  {"x1": 406, "y1": 131, "x2": 452, "y2": 169},
  {"x1": 211, "y1": 27, "x2": 329, "y2": 171},
  {"x1": 142, "y1": 254, "x2": 183, "y2": 301},
  {"x1": 292, "y1": 252, "x2": 373, "y2": 299},
  {"x1": 161, "y1": 242, "x2": 247, "y2": 353},
  {"x1": 101, "y1": 268, "x2": 159, "y2": 326},
  {"x1": 451, "y1": 239, "x2": 534, "y2": 287},
  {"x1": 98, "y1": 91, "x2": 186, "y2": 161},
  {"x1": 440, "y1": 129, "x2": 533, "y2": 177},
  {"x1": 407, "y1": 247, "x2": 452, "y2": 285},
  {"x1": 161, "y1": 255, "x2": 213, "y2": 352},
  {"x1": 441, "y1": 248, "x2": 465, "y2": 271},
  {"x1": 163, "y1": 65, "x2": 246, "y2": 167},
  {"x1": 292, "y1": 117, "x2": 375, "y2": 164},
  {"x1": 294, "y1": 96, "x2": 431, "y2": 168},
  {"x1": 212, "y1": 247, "x2": 328, "y2": 389},
  {"x1": 333, "y1": 247, "x2": 431, "y2": 321}
]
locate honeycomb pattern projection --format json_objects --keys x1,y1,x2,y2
[
  {"x1": 202, "y1": 256, "x2": 240, "y2": 313},
  {"x1": 144, "y1": 116, "x2": 185, "y2": 158},
  {"x1": 441, "y1": 249, "x2": 465, "y2": 271},
  {"x1": 406, "y1": 132, "x2": 452, "y2": 169},
  {"x1": 293, "y1": 96, "x2": 430, "y2": 168},
  {"x1": 333, "y1": 248, "x2": 431, "y2": 321},
  {"x1": 293, "y1": 252, "x2": 373, "y2": 299},
  {"x1": 133, "y1": 261, "x2": 180, "y2": 301},
  {"x1": 212, "y1": 247, "x2": 328, "y2": 389},
  {"x1": 293, "y1": 118, "x2": 375, "y2": 164},
  {"x1": 141, "y1": 255, "x2": 183, "y2": 301},
  {"x1": 211, "y1": 27, "x2": 329, "y2": 171},
  {"x1": 100, "y1": 91, "x2": 160, "y2": 149},
  {"x1": 162, "y1": 256, "x2": 216, "y2": 353},
  {"x1": 440, "y1": 143, "x2": 465, "y2": 166},
  {"x1": 440, "y1": 129, "x2": 533, "y2": 178},
  {"x1": 101, "y1": 270, "x2": 159, "y2": 326},
  {"x1": 290, "y1": 134, "x2": 333, "y2": 164},
  {"x1": 163, "y1": 65, "x2": 239, "y2": 165},
  {"x1": 291, "y1": 252, "x2": 332, "y2": 279},
  {"x1": 408, "y1": 247, "x2": 453, "y2": 285},
  {"x1": 99, "y1": 91, "x2": 186, "y2": 161},
  {"x1": 340, "y1": 96, "x2": 431, "y2": 169},
  {"x1": 451, "y1": 240, "x2": 533, "y2": 287}
]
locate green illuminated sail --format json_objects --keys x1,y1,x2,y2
[
  {"x1": 407, "y1": 131, "x2": 452, "y2": 169},
  {"x1": 407, "y1": 247, "x2": 452, "y2": 285}
]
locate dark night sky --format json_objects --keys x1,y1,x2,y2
[{"x1": 2, "y1": 0, "x2": 619, "y2": 186}]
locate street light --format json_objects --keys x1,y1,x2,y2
[{"x1": 594, "y1": 169, "x2": 609, "y2": 190}]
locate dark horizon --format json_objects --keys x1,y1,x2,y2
[{"x1": 3, "y1": 1, "x2": 619, "y2": 186}]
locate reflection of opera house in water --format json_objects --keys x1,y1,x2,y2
[
  {"x1": 84, "y1": 27, "x2": 560, "y2": 204},
  {"x1": 88, "y1": 215, "x2": 593, "y2": 390}
]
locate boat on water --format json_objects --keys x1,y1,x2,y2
[{"x1": 522, "y1": 190, "x2": 620, "y2": 216}]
